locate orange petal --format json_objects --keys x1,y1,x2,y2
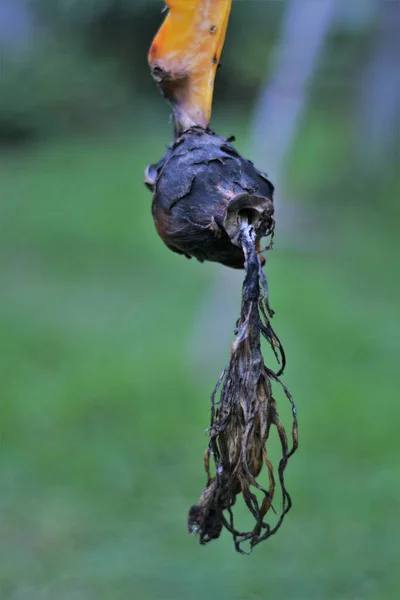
[{"x1": 149, "y1": 0, "x2": 232, "y2": 132}]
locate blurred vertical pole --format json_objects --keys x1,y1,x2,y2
[
  {"x1": 188, "y1": 0, "x2": 336, "y2": 371},
  {"x1": 251, "y1": 0, "x2": 336, "y2": 193},
  {"x1": 358, "y1": 0, "x2": 400, "y2": 169},
  {"x1": 0, "y1": 0, "x2": 34, "y2": 50}
]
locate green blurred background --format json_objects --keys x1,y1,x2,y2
[{"x1": 1, "y1": 1, "x2": 399, "y2": 599}]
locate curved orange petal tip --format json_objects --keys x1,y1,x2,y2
[{"x1": 149, "y1": 0, "x2": 232, "y2": 132}]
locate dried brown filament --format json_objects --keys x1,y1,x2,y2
[{"x1": 188, "y1": 222, "x2": 298, "y2": 553}]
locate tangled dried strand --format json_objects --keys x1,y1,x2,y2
[{"x1": 188, "y1": 220, "x2": 298, "y2": 553}]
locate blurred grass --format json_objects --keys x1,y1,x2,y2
[{"x1": 0, "y1": 120, "x2": 399, "y2": 600}]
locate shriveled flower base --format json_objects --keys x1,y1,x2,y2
[{"x1": 146, "y1": 127, "x2": 298, "y2": 553}]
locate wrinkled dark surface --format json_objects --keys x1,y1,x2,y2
[{"x1": 145, "y1": 127, "x2": 274, "y2": 268}]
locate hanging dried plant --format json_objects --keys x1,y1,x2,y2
[{"x1": 145, "y1": 0, "x2": 298, "y2": 553}]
